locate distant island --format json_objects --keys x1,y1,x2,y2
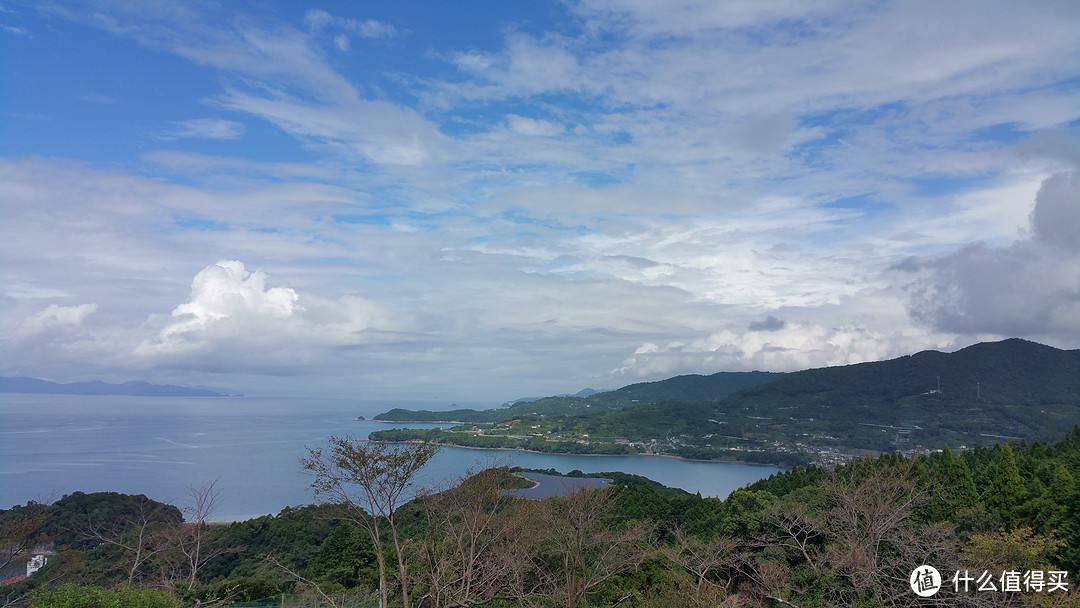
[
  {"x1": 0, "y1": 376, "x2": 230, "y2": 397},
  {"x1": 371, "y1": 339, "x2": 1080, "y2": 467}
]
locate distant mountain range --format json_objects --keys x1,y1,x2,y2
[{"x1": 0, "y1": 377, "x2": 228, "y2": 397}]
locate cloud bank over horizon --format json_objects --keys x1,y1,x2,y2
[{"x1": 2, "y1": 0, "x2": 1078, "y2": 402}]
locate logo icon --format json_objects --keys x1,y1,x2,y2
[{"x1": 910, "y1": 565, "x2": 942, "y2": 597}]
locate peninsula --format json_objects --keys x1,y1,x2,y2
[{"x1": 371, "y1": 339, "x2": 1080, "y2": 467}]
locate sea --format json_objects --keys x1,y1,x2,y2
[{"x1": 0, "y1": 394, "x2": 783, "y2": 521}]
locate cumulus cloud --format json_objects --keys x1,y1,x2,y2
[
  {"x1": 1029, "y1": 172, "x2": 1080, "y2": 251},
  {"x1": 15, "y1": 303, "x2": 97, "y2": 339},
  {"x1": 138, "y1": 260, "x2": 301, "y2": 355},
  {"x1": 904, "y1": 241, "x2": 1080, "y2": 337},
  {"x1": 134, "y1": 261, "x2": 406, "y2": 373},
  {"x1": 901, "y1": 133, "x2": 1080, "y2": 340}
]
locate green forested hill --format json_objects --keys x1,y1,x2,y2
[
  {"x1": 374, "y1": 370, "x2": 781, "y2": 422},
  {"x1": 711, "y1": 338, "x2": 1080, "y2": 449},
  {"x1": 373, "y1": 339, "x2": 1080, "y2": 459},
  {"x1": 553, "y1": 339, "x2": 1080, "y2": 454},
  {"x1": 598, "y1": 370, "x2": 784, "y2": 405},
  {"x1": 735, "y1": 338, "x2": 1080, "y2": 407}
]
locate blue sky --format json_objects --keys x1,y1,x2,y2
[{"x1": 2, "y1": 0, "x2": 1079, "y2": 402}]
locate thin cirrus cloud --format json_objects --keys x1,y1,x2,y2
[
  {"x1": 159, "y1": 118, "x2": 246, "y2": 141},
  {"x1": 1, "y1": 0, "x2": 1078, "y2": 400}
]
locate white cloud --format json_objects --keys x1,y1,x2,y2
[
  {"x1": 15, "y1": 303, "x2": 97, "y2": 339},
  {"x1": 142, "y1": 260, "x2": 300, "y2": 355},
  {"x1": 507, "y1": 115, "x2": 564, "y2": 137},
  {"x1": 345, "y1": 19, "x2": 396, "y2": 39},
  {"x1": 134, "y1": 261, "x2": 406, "y2": 371},
  {"x1": 612, "y1": 321, "x2": 954, "y2": 377},
  {"x1": 303, "y1": 9, "x2": 333, "y2": 32},
  {"x1": 304, "y1": 9, "x2": 396, "y2": 39},
  {"x1": 66, "y1": 3, "x2": 361, "y2": 104},
  {"x1": 160, "y1": 118, "x2": 246, "y2": 140},
  {"x1": 5, "y1": 1, "x2": 1079, "y2": 399},
  {"x1": 217, "y1": 90, "x2": 440, "y2": 165}
]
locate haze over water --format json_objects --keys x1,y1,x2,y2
[{"x1": 1, "y1": 395, "x2": 782, "y2": 521}]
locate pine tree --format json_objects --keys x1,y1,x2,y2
[{"x1": 983, "y1": 444, "x2": 1024, "y2": 527}]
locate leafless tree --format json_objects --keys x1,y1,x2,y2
[
  {"x1": 663, "y1": 527, "x2": 740, "y2": 593},
  {"x1": 153, "y1": 480, "x2": 236, "y2": 592},
  {"x1": 409, "y1": 465, "x2": 522, "y2": 608},
  {"x1": 735, "y1": 458, "x2": 976, "y2": 608},
  {"x1": 820, "y1": 458, "x2": 932, "y2": 606},
  {"x1": 512, "y1": 487, "x2": 653, "y2": 608},
  {"x1": 79, "y1": 495, "x2": 178, "y2": 586},
  {"x1": 302, "y1": 436, "x2": 441, "y2": 608}
]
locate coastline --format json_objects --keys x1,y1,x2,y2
[
  {"x1": 367, "y1": 438, "x2": 792, "y2": 469},
  {"x1": 371, "y1": 419, "x2": 482, "y2": 425}
]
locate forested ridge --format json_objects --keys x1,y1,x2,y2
[
  {"x1": 374, "y1": 371, "x2": 783, "y2": 424},
  {"x1": 4, "y1": 427, "x2": 1080, "y2": 607},
  {"x1": 371, "y1": 339, "x2": 1080, "y2": 463}
]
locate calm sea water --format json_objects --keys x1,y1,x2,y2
[{"x1": 0, "y1": 395, "x2": 782, "y2": 520}]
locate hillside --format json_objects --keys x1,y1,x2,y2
[
  {"x1": 713, "y1": 338, "x2": 1080, "y2": 449},
  {"x1": 374, "y1": 370, "x2": 782, "y2": 422},
  {"x1": 7, "y1": 430, "x2": 1080, "y2": 605},
  {"x1": 372, "y1": 339, "x2": 1080, "y2": 463}
]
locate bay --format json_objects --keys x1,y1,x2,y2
[{"x1": 0, "y1": 394, "x2": 782, "y2": 521}]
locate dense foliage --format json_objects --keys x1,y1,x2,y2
[{"x1": 4, "y1": 426, "x2": 1080, "y2": 607}]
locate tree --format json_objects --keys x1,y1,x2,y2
[
  {"x1": 517, "y1": 487, "x2": 653, "y2": 608},
  {"x1": 153, "y1": 480, "x2": 236, "y2": 593},
  {"x1": 0, "y1": 501, "x2": 50, "y2": 572},
  {"x1": 307, "y1": 522, "x2": 378, "y2": 591},
  {"x1": 980, "y1": 444, "x2": 1023, "y2": 525},
  {"x1": 407, "y1": 466, "x2": 524, "y2": 608},
  {"x1": 302, "y1": 436, "x2": 441, "y2": 608},
  {"x1": 927, "y1": 446, "x2": 980, "y2": 523},
  {"x1": 78, "y1": 494, "x2": 179, "y2": 587},
  {"x1": 664, "y1": 526, "x2": 739, "y2": 593},
  {"x1": 820, "y1": 457, "x2": 933, "y2": 605},
  {"x1": 737, "y1": 456, "x2": 960, "y2": 608}
]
